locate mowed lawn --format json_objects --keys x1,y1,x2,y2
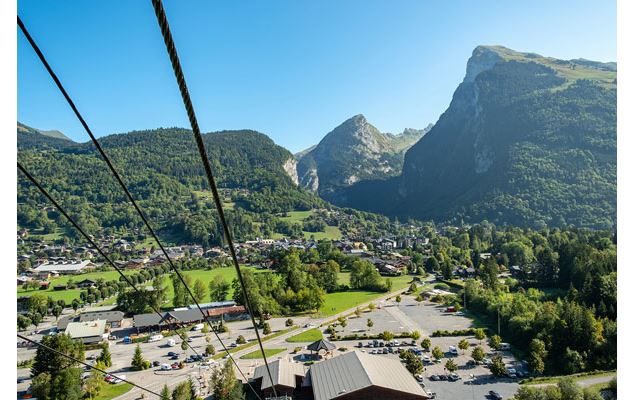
[
  {"x1": 319, "y1": 273, "x2": 414, "y2": 317},
  {"x1": 286, "y1": 328, "x2": 323, "y2": 343},
  {"x1": 94, "y1": 382, "x2": 133, "y2": 400},
  {"x1": 240, "y1": 348, "x2": 286, "y2": 359}
]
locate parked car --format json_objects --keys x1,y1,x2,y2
[
  {"x1": 357, "y1": 342, "x2": 363, "y2": 348},
  {"x1": 149, "y1": 334, "x2": 164, "y2": 343},
  {"x1": 448, "y1": 373, "x2": 461, "y2": 382},
  {"x1": 110, "y1": 375, "x2": 125, "y2": 384},
  {"x1": 466, "y1": 359, "x2": 477, "y2": 367},
  {"x1": 171, "y1": 363, "x2": 180, "y2": 370},
  {"x1": 415, "y1": 374, "x2": 424, "y2": 382},
  {"x1": 483, "y1": 358, "x2": 492, "y2": 366},
  {"x1": 168, "y1": 351, "x2": 178, "y2": 357},
  {"x1": 438, "y1": 375, "x2": 448, "y2": 381},
  {"x1": 488, "y1": 391, "x2": 503, "y2": 400},
  {"x1": 429, "y1": 375, "x2": 440, "y2": 381},
  {"x1": 191, "y1": 323, "x2": 204, "y2": 331},
  {"x1": 382, "y1": 348, "x2": 388, "y2": 354},
  {"x1": 455, "y1": 311, "x2": 464, "y2": 316},
  {"x1": 449, "y1": 346, "x2": 458, "y2": 355},
  {"x1": 421, "y1": 355, "x2": 431, "y2": 363},
  {"x1": 500, "y1": 343, "x2": 512, "y2": 351},
  {"x1": 108, "y1": 335, "x2": 117, "y2": 340},
  {"x1": 170, "y1": 355, "x2": 179, "y2": 360},
  {"x1": 160, "y1": 363, "x2": 171, "y2": 371},
  {"x1": 506, "y1": 368, "x2": 517, "y2": 378},
  {"x1": 425, "y1": 390, "x2": 436, "y2": 399},
  {"x1": 152, "y1": 361, "x2": 160, "y2": 367},
  {"x1": 410, "y1": 340, "x2": 416, "y2": 346}
]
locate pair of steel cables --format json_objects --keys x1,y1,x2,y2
[{"x1": 17, "y1": 1, "x2": 279, "y2": 397}]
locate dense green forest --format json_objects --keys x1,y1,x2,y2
[
  {"x1": 17, "y1": 127, "x2": 328, "y2": 246},
  {"x1": 421, "y1": 222, "x2": 617, "y2": 375}
]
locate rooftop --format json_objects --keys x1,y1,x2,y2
[
  {"x1": 253, "y1": 358, "x2": 307, "y2": 390},
  {"x1": 65, "y1": 320, "x2": 107, "y2": 338},
  {"x1": 309, "y1": 351, "x2": 428, "y2": 400}
]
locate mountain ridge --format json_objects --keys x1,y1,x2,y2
[{"x1": 332, "y1": 45, "x2": 616, "y2": 229}]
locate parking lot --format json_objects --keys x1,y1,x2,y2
[{"x1": 18, "y1": 291, "x2": 523, "y2": 399}]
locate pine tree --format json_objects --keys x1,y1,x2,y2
[
  {"x1": 160, "y1": 385, "x2": 170, "y2": 400},
  {"x1": 131, "y1": 344, "x2": 144, "y2": 370},
  {"x1": 97, "y1": 342, "x2": 112, "y2": 367}
]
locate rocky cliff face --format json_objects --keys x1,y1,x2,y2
[
  {"x1": 334, "y1": 45, "x2": 617, "y2": 229},
  {"x1": 296, "y1": 114, "x2": 428, "y2": 198}
]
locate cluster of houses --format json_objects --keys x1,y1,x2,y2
[{"x1": 54, "y1": 301, "x2": 250, "y2": 344}]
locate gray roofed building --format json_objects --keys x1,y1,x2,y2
[
  {"x1": 65, "y1": 320, "x2": 107, "y2": 344},
  {"x1": 252, "y1": 358, "x2": 307, "y2": 398},
  {"x1": 133, "y1": 309, "x2": 205, "y2": 330},
  {"x1": 309, "y1": 351, "x2": 429, "y2": 400},
  {"x1": 33, "y1": 260, "x2": 94, "y2": 274},
  {"x1": 306, "y1": 339, "x2": 336, "y2": 353},
  {"x1": 79, "y1": 311, "x2": 124, "y2": 328}
]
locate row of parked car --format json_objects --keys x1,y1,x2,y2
[{"x1": 356, "y1": 339, "x2": 417, "y2": 348}]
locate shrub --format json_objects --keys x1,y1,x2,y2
[{"x1": 236, "y1": 335, "x2": 246, "y2": 345}]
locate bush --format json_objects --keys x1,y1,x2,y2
[
  {"x1": 142, "y1": 360, "x2": 151, "y2": 370},
  {"x1": 285, "y1": 318, "x2": 294, "y2": 327},
  {"x1": 293, "y1": 347, "x2": 302, "y2": 353},
  {"x1": 236, "y1": 335, "x2": 246, "y2": 345},
  {"x1": 432, "y1": 328, "x2": 477, "y2": 337},
  {"x1": 338, "y1": 347, "x2": 348, "y2": 352},
  {"x1": 434, "y1": 283, "x2": 450, "y2": 290}
]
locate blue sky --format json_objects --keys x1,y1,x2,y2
[{"x1": 18, "y1": 0, "x2": 616, "y2": 153}]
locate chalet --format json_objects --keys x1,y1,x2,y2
[
  {"x1": 39, "y1": 281, "x2": 50, "y2": 290},
  {"x1": 76, "y1": 279, "x2": 97, "y2": 289},
  {"x1": 379, "y1": 238, "x2": 397, "y2": 251},
  {"x1": 17, "y1": 276, "x2": 31, "y2": 285},
  {"x1": 205, "y1": 305, "x2": 248, "y2": 322},
  {"x1": 125, "y1": 258, "x2": 149, "y2": 269}
]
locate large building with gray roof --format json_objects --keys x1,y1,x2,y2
[
  {"x1": 248, "y1": 351, "x2": 429, "y2": 400},
  {"x1": 308, "y1": 351, "x2": 429, "y2": 400}
]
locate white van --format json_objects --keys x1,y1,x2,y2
[
  {"x1": 160, "y1": 363, "x2": 171, "y2": 371},
  {"x1": 167, "y1": 339, "x2": 176, "y2": 347},
  {"x1": 149, "y1": 334, "x2": 164, "y2": 343},
  {"x1": 192, "y1": 323, "x2": 204, "y2": 331}
]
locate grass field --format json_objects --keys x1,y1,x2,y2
[
  {"x1": 94, "y1": 382, "x2": 133, "y2": 400},
  {"x1": 16, "y1": 270, "x2": 134, "y2": 304},
  {"x1": 240, "y1": 348, "x2": 286, "y2": 359},
  {"x1": 278, "y1": 210, "x2": 343, "y2": 240},
  {"x1": 319, "y1": 274, "x2": 413, "y2": 317},
  {"x1": 279, "y1": 211, "x2": 314, "y2": 223},
  {"x1": 286, "y1": 328, "x2": 323, "y2": 343},
  {"x1": 521, "y1": 370, "x2": 616, "y2": 386}
]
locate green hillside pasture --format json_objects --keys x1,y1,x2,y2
[{"x1": 16, "y1": 270, "x2": 134, "y2": 304}]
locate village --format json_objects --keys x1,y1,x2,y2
[{"x1": 17, "y1": 219, "x2": 529, "y2": 400}]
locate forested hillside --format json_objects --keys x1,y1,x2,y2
[
  {"x1": 17, "y1": 126, "x2": 326, "y2": 246},
  {"x1": 333, "y1": 46, "x2": 616, "y2": 229}
]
